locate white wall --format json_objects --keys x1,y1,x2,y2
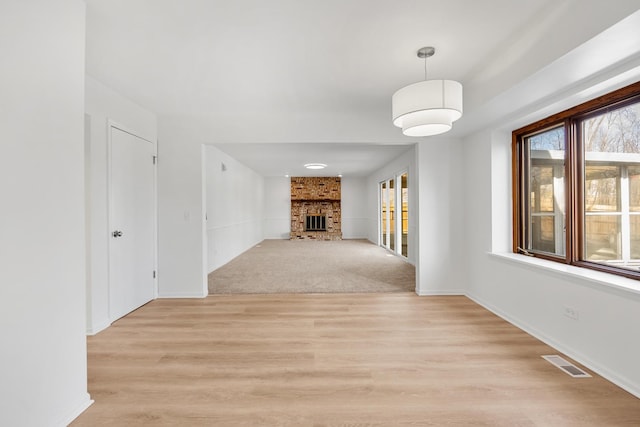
[
  {"x1": 463, "y1": 9, "x2": 640, "y2": 398},
  {"x1": 157, "y1": 118, "x2": 207, "y2": 297},
  {"x1": 0, "y1": 1, "x2": 92, "y2": 425},
  {"x1": 415, "y1": 139, "x2": 466, "y2": 296},
  {"x1": 85, "y1": 76, "x2": 157, "y2": 334},
  {"x1": 205, "y1": 145, "x2": 264, "y2": 272},
  {"x1": 263, "y1": 176, "x2": 290, "y2": 239},
  {"x1": 341, "y1": 177, "x2": 368, "y2": 239}
]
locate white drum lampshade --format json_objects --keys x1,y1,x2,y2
[
  {"x1": 392, "y1": 79, "x2": 463, "y2": 137},
  {"x1": 392, "y1": 47, "x2": 463, "y2": 137}
]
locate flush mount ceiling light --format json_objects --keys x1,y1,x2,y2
[
  {"x1": 304, "y1": 163, "x2": 327, "y2": 170},
  {"x1": 392, "y1": 47, "x2": 463, "y2": 137}
]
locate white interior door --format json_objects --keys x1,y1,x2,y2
[{"x1": 109, "y1": 126, "x2": 155, "y2": 321}]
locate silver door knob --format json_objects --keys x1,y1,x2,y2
[{"x1": 112, "y1": 230, "x2": 123, "y2": 238}]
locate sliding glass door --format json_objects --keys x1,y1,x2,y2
[
  {"x1": 381, "y1": 181, "x2": 387, "y2": 247},
  {"x1": 389, "y1": 178, "x2": 395, "y2": 252},
  {"x1": 380, "y1": 171, "x2": 408, "y2": 258},
  {"x1": 400, "y1": 172, "x2": 408, "y2": 257}
]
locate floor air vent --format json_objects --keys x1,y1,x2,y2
[{"x1": 542, "y1": 355, "x2": 591, "y2": 378}]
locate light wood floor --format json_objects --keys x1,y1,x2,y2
[{"x1": 72, "y1": 293, "x2": 640, "y2": 426}]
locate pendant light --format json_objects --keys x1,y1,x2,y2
[{"x1": 392, "y1": 47, "x2": 463, "y2": 137}]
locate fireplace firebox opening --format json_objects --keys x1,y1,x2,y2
[{"x1": 305, "y1": 214, "x2": 326, "y2": 231}]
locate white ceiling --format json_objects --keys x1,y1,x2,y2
[
  {"x1": 214, "y1": 142, "x2": 412, "y2": 177},
  {"x1": 85, "y1": 0, "x2": 636, "y2": 177},
  {"x1": 86, "y1": 0, "x2": 556, "y2": 116}
]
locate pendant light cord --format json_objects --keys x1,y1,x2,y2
[
  {"x1": 417, "y1": 46, "x2": 434, "y2": 81},
  {"x1": 424, "y1": 55, "x2": 428, "y2": 81}
]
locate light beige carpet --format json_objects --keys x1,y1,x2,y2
[{"x1": 208, "y1": 239, "x2": 415, "y2": 294}]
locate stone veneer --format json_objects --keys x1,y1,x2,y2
[{"x1": 290, "y1": 177, "x2": 342, "y2": 240}]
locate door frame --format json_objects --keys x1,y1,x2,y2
[{"x1": 107, "y1": 120, "x2": 158, "y2": 321}]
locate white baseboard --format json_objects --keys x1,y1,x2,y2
[
  {"x1": 86, "y1": 318, "x2": 111, "y2": 336},
  {"x1": 55, "y1": 392, "x2": 93, "y2": 427},
  {"x1": 157, "y1": 292, "x2": 207, "y2": 298},
  {"x1": 466, "y1": 291, "x2": 640, "y2": 400},
  {"x1": 416, "y1": 288, "x2": 466, "y2": 296}
]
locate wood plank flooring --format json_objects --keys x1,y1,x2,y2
[{"x1": 72, "y1": 293, "x2": 640, "y2": 426}]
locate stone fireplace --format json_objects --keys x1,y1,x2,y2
[{"x1": 290, "y1": 177, "x2": 342, "y2": 240}]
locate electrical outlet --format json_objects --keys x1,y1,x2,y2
[{"x1": 564, "y1": 306, "x2": 579, "y2": 320}]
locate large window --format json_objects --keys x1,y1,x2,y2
[{"x1": 513, "y1": 81, "x2": 640, "y2": 279}]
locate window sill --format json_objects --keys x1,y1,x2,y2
[{"x1": 489, "y1": 252, "x2": 640, "y2": 297}]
